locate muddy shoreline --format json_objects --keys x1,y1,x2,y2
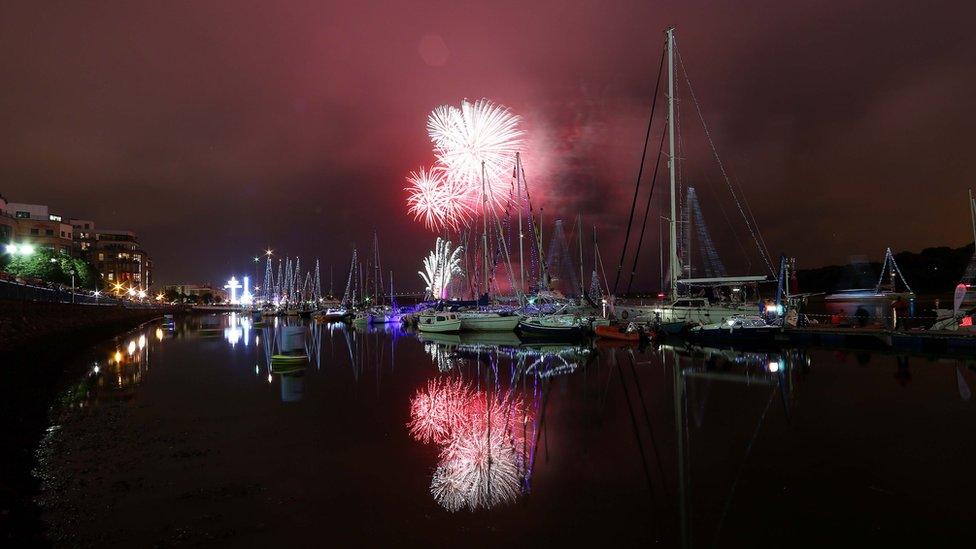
[{"x1": 0, "y1": 307, "x2": 174, "y2": 546}]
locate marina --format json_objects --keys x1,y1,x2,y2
[
  {"x1": 27, "y1": 315, "x2": 976, "y2": 546},
  {"x1": 3, "y1": 3, "x2": 975, "y2": 546}
]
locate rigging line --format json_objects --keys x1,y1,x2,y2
[
  {"x1": 626, "y1": 124, "x2": 667, "y2": 294},
  {"x1": 702, "y1": 171, "x2": 753, "y2": 271},
  {"x1": 614, "y1": 41, "x2": 667, "y2": 295},
  {"x1": 675, "y1": 44, "x2": 775, "y2": 275},
  {"x1": 731, "y1": 171, "x2": 773, "y2": 273}
]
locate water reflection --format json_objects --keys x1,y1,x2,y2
[
  {"x1": 407, "y1": 336, "x2": 592, "y2": 512},
  {"x1": 46, "y1": 313, "x2": 976, "y2": 546}
]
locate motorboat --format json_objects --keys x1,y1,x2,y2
[
  {"x1": 685, "y1": 314, "x2": 780, "y2": 343},
  {"x1": 314, "y1": 308, "x2": 348, "y2": 322},
  {"x1": 518, "y1": 314, "x2": 586, "y2": 339},
  {"x1": 417, "y1": 312, "x2": 462, "y2": 333}
]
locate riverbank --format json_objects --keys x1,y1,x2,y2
[{"x1": 0, "y1": 301, "x2": 180, "y2": 545}]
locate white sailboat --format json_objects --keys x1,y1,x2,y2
[{"x1": 613, "y1": 27, "x2": 773, "y2": 330}]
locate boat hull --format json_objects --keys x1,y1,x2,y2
[
  {"x1": 417, "y1": 320, "x2": 462, "y2": 333},
  {"x1": 594, "y1": 324, "x2": 641, "y2": 342},
  {"x1": 517, "y1": 320, "x2": 585, "y2": 339},
  {"x1": 459, "y1": 314, "x2": 521, "y2": 332}
]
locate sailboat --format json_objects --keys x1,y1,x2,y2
[{"x1": 613, "y1": 27, "x2": 774, "y2": 331}]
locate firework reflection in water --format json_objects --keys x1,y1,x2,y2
[
  {"x1": 410, "y1": 377, "x2": 534, "y2": 512},
  {"x1": 408, "y1": 377, "x2": 470, "y2": 445}
]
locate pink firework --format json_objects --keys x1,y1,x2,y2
[
  {"x1": 427, "y1": 99, "x2": 523, "y2": 208},
  {"x1": 407, "y1": 378, "x2": 472, "y2": 445},
  {"x1": 430, "y1": 389, "x2": 534, "y2": 512},
  {"x1": 405, "y1": 166, "x2": 473, "y2": 231}
]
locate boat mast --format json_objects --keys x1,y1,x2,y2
[
  {"x1": 538, "y1": 208, "x2": 547, "y2": 290},
  {"x1": 666, "y1": 26, "x2": 679, "y2": 301},
  {"x1": 969, "y1": 188, "x2": 976, "y2": 249},
  {"x1": 481, "y1": 161, "x2": 490, "y2": 299},
  {"x1": 578, "y1": 212, "x2": 584, "y2": 297},
  {"x1": 517, "y1": 153, "x2": 526, "y2": 295}
]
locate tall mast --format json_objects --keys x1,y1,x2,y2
[
  {"x1": 481, "y1": 161, "x2": 489, "y2": 298},
  {"x1": 538, "y1": 208, "x2": 547, "y2": 289},
  {"x1": 666, "y1": 26, "x2": 679, "y2": 300},
  {"x1": 517, "y1": 153, "x2": 526, "y2": 295},
  {"x1": 578, "y1": 212, "x2": 584, "y2": 297},
  {"x1": 969, "y1": 188, "x2": 976, "y2": 249}
]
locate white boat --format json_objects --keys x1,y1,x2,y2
[
  {"x1": 458, "y1": 311, "x2": 521, "y2": 332},
  {"x1": 314, "y1": 308, "x2": 348, "y2": 322},
  {"x1": 617, "y1": 296, "x2": 762, "y2": 327},
  {"x1": 417, "y1": 312, "x2": 462, "y2": 333},
  {"x1": 686, "y1": 314, "x2": 780, "y2": 343},
  {"x1": 518, "y1": 314, "x2": 587, "y2": 339}
]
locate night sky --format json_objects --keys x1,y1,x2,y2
[{"x1": 2, "y1": 1, "x2": 974, "y2": 289}]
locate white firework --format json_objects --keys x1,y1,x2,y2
[
  {"x1": 405, "y1": 166, "x2": 474, "y2": 231},
  {"x1": 419, "y1": 237, "x2": 463, "y2": 299},
  {"x1": 429, "y1": 391, "x2": 529, "y2": 512},
  {"x1": 427, "y1": 99, "x2": 523, "y2": 208}
]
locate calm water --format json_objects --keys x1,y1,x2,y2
[{"x1": 33, "y1": 314, "x2": 976, "y2": 547}]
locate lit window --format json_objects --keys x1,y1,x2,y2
[
  {"x1": 98, "y1": 253, "x2": 104, "y2": 261},
  {"x1": 15, "y1": 211, "x2": 29, "y2": 219},
  {"x1": 107, "y1": 273, "x2": 114, "y2": 281}
]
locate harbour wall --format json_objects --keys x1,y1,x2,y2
[{"x1": 0, "y1": 300, "x2": 182, "y2": 353}]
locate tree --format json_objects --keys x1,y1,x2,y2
[
  {"x1": 4, "y1": 248, "x2": 104, "y2": 289},
  {"x1": 163, "y1": 287, "x2": 185, "y2": 303},
  {"x1": 4, "y1": 248, "x2": 68, "y2": 283}
]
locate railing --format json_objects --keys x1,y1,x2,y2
[{"x1": 0, "y1": 278, "x2": 158, "y2": 307}]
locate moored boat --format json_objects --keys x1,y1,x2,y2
[
  {"x1": 594, "y1": 322, "x2": 644, "y2": 342},
  {"x1": 518, "y1": 314, "x2": 586, "y2": 339},
  {"x1": 458, "y1": 311, "x2": 521, "y2": 332},
  {"x1": 685, "y1": 314, "x2": 780, "y2": 343},
  {"x1": 417, "y1": 312, "x2": 462, "y2": 333}
]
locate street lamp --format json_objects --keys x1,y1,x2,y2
[{"x1": 5, "y1": 243, "x2": 35, "y2": 256}]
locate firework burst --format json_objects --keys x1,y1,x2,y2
[
  {"x1": 418, "y1": 237, "x2": 463, "y2": 300},
  {"x1": 405, "y1": 166, "x2": 473, "y2": 231},
  {"x1": 427, "y1": 99, "x2": 523, "y2": 208},
  {"x1": 408, "y1": 378, "x2": 471, "y2": 445}
]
